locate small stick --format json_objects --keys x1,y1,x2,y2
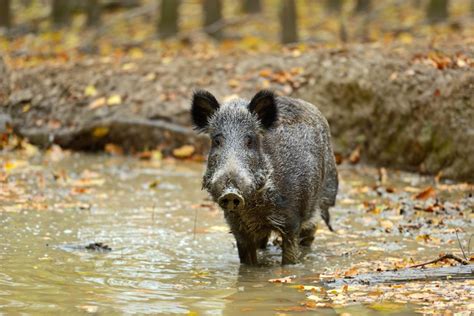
[
  {"x1": 408, "y1": 254, "x2": 469, "y2": 269},
  {"x1": 467, "y1": 234, "x2": 473, "y2": 257},
  {"x1": 455, "y1": 231, "x2": 468, "y2": 261}
]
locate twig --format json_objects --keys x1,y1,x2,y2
[
  {"x1": 468, "y1": 234, "x2": 473, "y2": 257},
  {"x1": 455, "y1": 231, "x2": 468, "y2": 261},
  {"x1": 408, "y1": 254, "x2": 469, "y2": 269}
]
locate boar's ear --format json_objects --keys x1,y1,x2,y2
[
  {"x1": 191, "y1": 90, "x2": 220, "y2": 132},
  {"x1": 248, "y1": 90, "x2": 278, "y2": 129}
]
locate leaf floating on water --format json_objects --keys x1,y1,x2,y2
[
  {"x1": 269, "y1": 275, "x2": 296, "y2": 283},
  {"x1": 148, "y1": 180, "x2": 160, "y2": 189},
  {"x1": 413, "y1": 186, "x2": 436, "y2": 200},
  {"x1": 369, "y1": 302, "x2": 405, "y2": 312},
  {"x1": 77, "y1": 305, "x2": 99, "y2": 313}
]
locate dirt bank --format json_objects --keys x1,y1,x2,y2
[{"x1": 1, "y1": 42, "x2": 473, "y2": 181}]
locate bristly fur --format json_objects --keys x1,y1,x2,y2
[
  {"x1": 248, "y1": 90, "x2": 278, "y2": 129},
  {"x1": 189, "y1": 90, "x2": 338, "y2": 266},
  {"x1": 191, "y1": 90, "x2": 220, "y2": 133}
]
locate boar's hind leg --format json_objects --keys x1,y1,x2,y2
[
  {"x1": 258, "y1": 234, "x2": 270, "y2": 250},
  {"x1": 282, "y1": 233, "x2": 301, "y2": 265},
  {"x1": 299, "y1": 222, "x2": 317, "y2": 247},
  {"x1": 237, "y1": 241, "x2": 257, "y2": 265}
]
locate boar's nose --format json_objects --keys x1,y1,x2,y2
[{"x1": 217, "y1": 189, "x2": 245, "y2": 210}]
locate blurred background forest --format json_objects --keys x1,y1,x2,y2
[
  {"x1": 0, "y1": 0, "x2": 473, "y2": 67},
  {"x1": 0, "y1": 0, "x2": 473, "y2": 181}
]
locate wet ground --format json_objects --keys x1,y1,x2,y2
[{"x1": 0, "y1": 148, "x2": 473, "y2": 315}]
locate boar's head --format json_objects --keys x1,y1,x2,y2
[{"x1": 191, "y1": 90, "x2": 278, "y2": 211}]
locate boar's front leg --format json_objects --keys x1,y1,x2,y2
[
  {"x1": 235, "y1": 235, "x2": 258, "y2": 265},
  {"x1": 281, "y1": 232, "x2": 301, "y2": 265}
]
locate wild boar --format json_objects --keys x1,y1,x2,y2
[{"x1": 191, "y1": 90, "x2": 338, "y2": 265}]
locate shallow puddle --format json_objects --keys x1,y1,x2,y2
[{"x1": 0, "y1": 151, "x2": 472, "y2": 314}]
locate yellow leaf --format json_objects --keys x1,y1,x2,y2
[
  {"x1": 130, "y1": 48, "x2": 144, "y2": 59},
  {"x1": 122, "y1": 63, "x2": 136, "y2": 71},
  {"x1": 228, "y1": 79, "x2": 240, "y2": 88},
  {"x1": 84, "y1": 85, "x2": 98, "y2": 97},
  {"x1": 172, "y1": 145, "x2": 195, "y2": 159},
  {"x1": 92, "y1": 127, "x2": 109, "y2": 138},
  {"x1": 380, "y1": 220, "x2": 394, "y2": 230},
  {"x1": 3, "y1": 160, "x2": 27, "y2": 172},
  {"x1": 107, "y1": 95, "x2": 122, "y2": 106},
  {"x1": 369, "y1": 302, "x2": 405, "y2": 312},
  {"x1": 22, "y1": 103, "x2": 31, "y2": 113}
]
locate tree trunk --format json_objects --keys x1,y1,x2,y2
[
  {"x1": 52, "y1": 0, "x2": 72, "y2": 27},
  {"x1": 86, "y1": 0, "x2": 101, "y2": 27},
  {"x1": 0, "y1": 54, "x2": 9, "y2": 108},
  {"x1": 0, "y1": 0, "x2": 11, "y2": 28},
  {"x1": 354, "y1": 0, "x2": 371, "y2": 14},
  {"x1": 280, "y1": 0, "x2": 298, "y2": 44},
  {"x1": 325, "y1": 0, "x2": 343, "y2": 14},
  {"x1": 157, "y1": 0, "x2": 179, "y2": 39},
  {"x1": 471, "y1": 0, "x2": 474, "y2": 16},
  {"x1": 242, "y1": 0, "x2": 261, "y2": 13},
  {"x1": 203, "y1": 0, "x2": 223, "y2": 39},
  {"x1": 426, "y1": 0, "x2": 449, "y2": 24}
]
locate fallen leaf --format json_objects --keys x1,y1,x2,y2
[
  {"x1": 84, "y1": 85, "x2": 98, "y2": 97},
  {"x1": 92, "y1": 127, "x2": 109, "y2": 138},
  {"x1": 105, "y1": 143, "x2": 124, "y2": 156},
  {"x1": 88, "y1": 97, "x2": 107, "y2": 109},
  {"x1": 413, "y1": 186, "x2": 436, "y2": 200},
  {"x1": 107, "y1": 94, "x2": 122, "y2": 106},
  {"x1": 268, "y1": 275, "x2": 296, "y2": 283},
  {"x1": 172, "y1": 145, "x2": 195, "y2": 159},
  {"x1": 349, "y1": 146, "x2": 361, "y2": 164},
  {"x1": 228, "y1": 79, "x2": 240, "y2": 88}
]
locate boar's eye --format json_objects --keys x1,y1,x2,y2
[
  {"x1": 212, "y1": 135, "x2": 223, "y2": 147},
  {"x1": 244, "y1": 135, "x2": 255, "y2": 149}
]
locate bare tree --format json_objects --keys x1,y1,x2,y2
[
  {"x1": 426, "y1": 0, "x2": 449, "y2": 24},
  {"x1": 242, "y1": 0, "x2": 261, "y2": 13},
  {"x1": 354, "y1": 0, "x2": 371, "y2": 14},
  {"x1": 86, "y1": 0, "x2": 101, "y2": 27},
  {"x1": 52, "y1": 0, "x2": 72, "y2": 27},
  {"x1": 158, "y1": 0, "x2": 179, "y2": 38},
  {"x1": 0, "y1": 0, "x2": 11, "y2": 28},
  {"x1": 280, "y1": 0, "x2": 298, "y2": 44},
  {"x1": 203, "y1": 0, "x2": 223, "y2": 39},
  {"x1": 325, "y1": 0, "x2": 343, "y2": 14}
]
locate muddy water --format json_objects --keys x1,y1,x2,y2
[{"x1": 0, "y1": 152, "x2": 472, "y2": 315}]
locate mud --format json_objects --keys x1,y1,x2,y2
[{"x1": 1, "y1": 42, "x2": 473, "y2": 181}]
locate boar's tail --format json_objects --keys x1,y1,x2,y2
[{"x1": 321, "y1": 208, "x2": 334, "y2": 232}]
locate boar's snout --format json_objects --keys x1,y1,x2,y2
[{"x1": 217, "y1": 188, "x2": 245, "y2": 211}]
